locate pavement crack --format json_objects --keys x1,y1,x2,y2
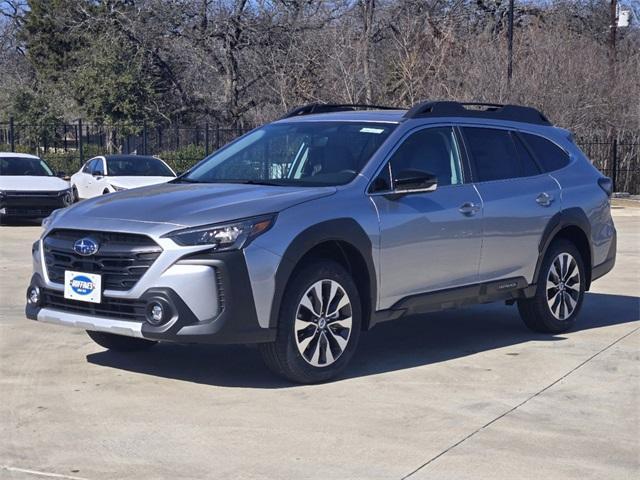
[
  {"x1": 401, "y1": 326, "x2": 640, "y2": 479},
  {"x1": 0, "y1": 465, "x2": 90, "y2": 480}
]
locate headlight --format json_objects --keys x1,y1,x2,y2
[
  {"x1": 164, "y1": 214, "x2": 276, "y2": 250},
  {"x1": 111, "y1": 184, "x2": 126, "y2": 192}
]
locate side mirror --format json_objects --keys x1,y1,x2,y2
[
  {"x1": 92, "y1": 171, "x2": 102, "y2": 178},
  {"x1": 393, "y1": 169, "x2": 438, "y2": 194}
]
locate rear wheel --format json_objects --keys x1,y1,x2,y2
[
  {"x1": 259, "y1": 260, "x2": 361, "y2": 383},
  {"x1": 518, "y1": 239, "x2": 586, "y2": 333},
  {"x1": 86, "y1": 330, "x2": 157, "y2": 352}
]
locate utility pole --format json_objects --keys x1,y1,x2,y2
[
  {"x1": 609, "y1": 0, "x2": 618, "y2": 191},
  {"x1": 507, "y1": 0, "x2": 515, "y2": 95},
  {"x1": 609, "y1": 0, "x2": 618, "y2": 84}
]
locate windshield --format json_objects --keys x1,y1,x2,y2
[
  {"x1": 106, "y1": 157, "x2": 175, "y2": 177},
  {"x1": 0, "y1": 157, "x2": 54, "y2": 176},
  {"x1": 182, "y1": 122, "x2": 396, "y2": 186}
]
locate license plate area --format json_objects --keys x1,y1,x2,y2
[{"x1": 64, "y1": 271, "x2": 102, "y2": 303}]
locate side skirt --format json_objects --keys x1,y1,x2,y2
[{"x1": 370, "y1": 277, "x2": 534, "y2": 328}]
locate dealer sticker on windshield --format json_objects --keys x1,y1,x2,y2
[{"x1": 64, "y1": 271, "x2": 102, "y2": 303}]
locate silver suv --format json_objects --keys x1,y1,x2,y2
[{"x1": 25, "y1": 101, "x2": 617, "y2": 383}]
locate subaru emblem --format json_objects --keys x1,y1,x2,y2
[{"x1": 73, "y1": 237, "x2": 100, "y2": 256}]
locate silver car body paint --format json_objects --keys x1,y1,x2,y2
[{"x1": 28, "y1": 109, "x2": 616, "y2": 338}]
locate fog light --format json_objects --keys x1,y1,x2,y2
[
  {"x1": 146, "y1": 301, "x2": 165, "y2": 326},
  {"x1": 27, "y1": 286, "x2": 40, "y2": 305}
]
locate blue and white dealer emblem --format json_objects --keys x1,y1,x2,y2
[
  {"x1": 73, "y1": 237, "x2": 99, "y2": 256},
  {"x1": 64, "y1": 270, "x2": 102, "y2": 303},
  {"x1": 69, "y1": 275, "x2": 95, "y2": 296}
]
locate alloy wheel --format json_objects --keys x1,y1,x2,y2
[
  {"x1": 546, "y1": 252, "x2": 581, "y2": 320},
  {"x1": 294, "y1": 279, "x2": 353, "y2": 367}
]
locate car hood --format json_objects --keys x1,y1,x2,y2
[
  {"x1": 107, "y1": 176, "x2": 174, "y2": 189},
  {"x1": 56, "y1": 182, "x2": 337, "y2": 231},
  {"x1": 0, "y1": 176, "x2": 69, "y2": 192}
]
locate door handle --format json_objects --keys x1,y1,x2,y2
[
  {"x1": 536, "y1": 192, "x2": 554, "y2": 207},
  {"x1": 459, "y1": 202, "x2": 481, "y2": 216}
]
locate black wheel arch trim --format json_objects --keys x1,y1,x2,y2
[
  {"x1": 270, "y1": 218, "x2": 377, "y2": 330},
  {"x1": 534, "y1": 208, "x2": 593, "y2": 287}
]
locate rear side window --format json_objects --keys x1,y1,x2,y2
[
  {"x1": 512, "y1": 135, "x2": 541, "y2": 177},
  {"x1": 521, "y1": 133, "x2": 570, "y2": 172},
  {"x1": 462, "y1": 127, "x2": 521, "y2": 182}
]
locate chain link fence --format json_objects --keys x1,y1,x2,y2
[{"x1": 1, "y1": 119, "x2": 638, "y2": 194}]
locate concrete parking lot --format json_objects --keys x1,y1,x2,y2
[{"x1": 1, "y1": 204, "x2": 638, "y2": 480}]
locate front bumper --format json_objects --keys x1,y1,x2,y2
[{"x1": 26, "y1": 248, "x2": 277, "y2": 345}]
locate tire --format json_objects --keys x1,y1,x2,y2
[
  {"x1": 259, "y1": 260, "x2": 362, "y2": 384},
  {"x1": 71, "y1": 186, "x2": 79, "y2": 202},
  {"x1": 518, "y1": 239, "x2": 586, "y2": 333},
  {"x1": 86, "y1": 330, "x2": 157, "y2": 352}
]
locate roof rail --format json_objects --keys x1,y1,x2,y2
[
  {"x1": 404, "y1": 101, "x2": 551, "y2": 126},
  {"x1": 281, "y1": 103, "x2": 401, "y2": 119}
]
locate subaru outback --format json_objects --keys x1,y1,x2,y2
[{"x1": 25, "y1": 101, "x2": 617, "y2": 383}]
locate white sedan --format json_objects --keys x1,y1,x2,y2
[{"x1": 71, "y1": 155, "x2": 176, "y2": 200}]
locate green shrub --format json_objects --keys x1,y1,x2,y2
[{"x1": 157, "y1": 144, "x2": 207, "y2": 174}]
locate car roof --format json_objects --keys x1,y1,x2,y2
[
  {"x1": 102, "y1": 154, "x2": 161, "y2": 161},
  {"x1": 273, "y1": 109, "x2": 406, "y2": 124},
  {"x1": 274, "y1": 102, "x2": 554, "y2": 129},
  {"x1": 0, "y1": 152, "x2": 41, "y2": 159}
]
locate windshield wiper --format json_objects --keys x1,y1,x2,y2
[{"x1": 233, "y1": 179, "x2": 284, "y2": 186}]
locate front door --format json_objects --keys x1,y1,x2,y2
[
  {"x1": 371, "y1": 126, "x2": 484, "y2": 309},
  {"x1": 87, "y1": 157, "x2": 106, "y2": 197},
  {"x1": 76, "y1": 159, "x2": 97, "y2": 199}
]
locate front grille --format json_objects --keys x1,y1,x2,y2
[
  {"x1": 4, "y1": 190, "x2": 62, "y2": 197},
  {"x1": 41, "y1": 288, "x2": 146, "y2": 321},
  {"x1": 3, "y1": 207, "x2": 57, "y2": 217},
  {"x1": 44, "y1": 229, "x2": 162, "y2": 291},
  {"x1": 2, "y1": 190, "x2": 67, "y2": 208}
]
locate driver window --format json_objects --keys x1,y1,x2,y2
[
  {"x1": 92, "y1": 159, "x2": 105, "y2": 176},
  {"x1": 388, "y1": 127, "x2": 463, "y2": 187},
  {"x1": 82, "y1": 159, "x2": 95, "y2": 173}
]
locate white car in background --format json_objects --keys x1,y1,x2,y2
[
  {"x1": 70, "y1": 154, "x2": 176, "y2": 200},
  {"x1": 0, "y1": 152, "x2": 72, "y2": 223}
]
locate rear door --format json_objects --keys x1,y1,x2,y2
[{"x1": 461, "y1": 126, "x2": 561, "y2": 284}]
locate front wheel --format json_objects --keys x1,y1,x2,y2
[
  {"x1": 86, "y1": 330, "x2": 157, "y2": 352},
  {"x1": 518, "y1": 239, "x2": 586, "y2": 333},
  {"x1": 259, "y1": 260, "x2": 361, "y2": 384}
]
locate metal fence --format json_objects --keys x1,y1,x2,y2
[
  {"x1": 576, "y1": 137, "x2": 639, "y2": 196},
  {"x1": 1, "y1": 119, "x2": 639, "y2": 194},
  {"x1": 0, "y1": 119, "x2": 250, "y2": 174}
]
